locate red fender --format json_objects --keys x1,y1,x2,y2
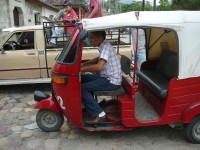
[
  {"x1": 182, "y1": 102, "x2": 200, "y2": 123},
  {"x1": 34, "y1": 96, "x2": 63, "y2": 114}
]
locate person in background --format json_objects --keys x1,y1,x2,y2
[
  {"x1": 64, "y1": 1, "x2": 78, "y2": 35},
  {"x1": 88, "y1": 0, "x2": 102, "y2": 18},
  {"x1": 81, "y1": 31, "x2": 121, "y2": 125},
  {"x1": 49, "y1": 0, "x2": 69, "y2": 46},
  {"x1": 131, "y1": 28, "x2": 146, "y2": 71},
  {"x1": 84, "y1": 0, "x2": 102, "y2": 46},
  {"x1": 48, "y1": 15, "x2": 55, "y2": 29},
  {"x1": 49, "y1": 15, "x2": 54, "y2": 22}
]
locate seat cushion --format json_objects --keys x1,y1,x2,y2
[
  {"x1": 137, "y1": 70, "x2": 170, "y2": 98},
  {"x1": 93, "y1": 86, "x2": 125, "y2": 96},
  {"x1": 156, "y1": 50, "x2": 178, "y2": 79},
  {"x1": 121, "y1": 55, "x2": 131, "y2": 75}
]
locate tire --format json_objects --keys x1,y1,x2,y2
[
  {"x1": 36, "y1": 109, "x2": 64, "y2": 132},
  {"x1": 185, "y1": 116, "x2": 200, "y2": 144}
]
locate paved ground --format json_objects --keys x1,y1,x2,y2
[{"x1": 0, "y1": 84, "x2": 200, "y2": 150}]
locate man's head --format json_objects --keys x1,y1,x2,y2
[
  {"x1": 64, "y1": 1, "x2": 73, "y2": 12},
  {"x1": 90, "y1": 31, "x2": 106, "y2": 47},
  {"x1": 49, "y1": 15, "x2": 54, "y2": 20}
]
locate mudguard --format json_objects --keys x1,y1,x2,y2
[
  {"x1": 182, "y1": 102, "x2": 200, "y2": 123},
  {"x1": 34, "y1": 96, "x2": 63, "y2": 114}
]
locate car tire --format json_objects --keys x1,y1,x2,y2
[
  {"x1": 185, "y1": 116, "x2": 200, "y2": 144},
  {"x1": 36, "y1": 109, "x2": 64, "y2": 132}
]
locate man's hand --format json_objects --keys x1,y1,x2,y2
[
  {"x1": 81, "y1": 62, "x2": 88, "y2": 67},
  {"x1": 81, "y1": 57, "x2": 98, "y2": 67},
  {"x1": 81, "y1": 59, "x2": 106, "y2": 73}
]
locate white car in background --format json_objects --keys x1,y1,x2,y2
[{"x1": 0, "y1": 25, "x2": 131, "y2": 85}]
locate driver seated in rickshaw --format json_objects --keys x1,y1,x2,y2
[{"x1": 81, "y1": 31, "x2": 122, "y2": 125}]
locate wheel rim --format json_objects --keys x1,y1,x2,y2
[
  {"x1": 41, "y1": 113, "x2": 57, "y2": 128},
  {"x1": 193, "y1": 122, "x2": 200, "y2": 140}
]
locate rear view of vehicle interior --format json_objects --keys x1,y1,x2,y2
[
  {"x1": 83, "y1": 27, "x2": 179, "y2": 129},
  {"x1": 136, "y1": 28, "x2": 178, "y2": 121}
]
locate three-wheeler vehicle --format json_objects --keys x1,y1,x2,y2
[{"x1": 34, "y1": 11, "x2": 200, "y2": 144}]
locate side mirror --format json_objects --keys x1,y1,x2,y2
[
  {"x1": 79, "y1": 30, "x2": 87, "y2": 41},
  {"x1": 3, "y1": 43, "x2": 12, "y2": 51}
]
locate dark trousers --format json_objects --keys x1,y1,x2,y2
[{"x1": 81, "y1": 74, "x2": 120, "y2": 117}]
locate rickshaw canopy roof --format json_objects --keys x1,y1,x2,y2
[
  {"x1": 82, "y1": 11, "x2": 200, "y2": 79},
  {"x1": 82, "y1": 11, "x2": 200, "y2": 31},
  {"x1": 2, "y1": 25, "x2": 42, "y2": 32}
]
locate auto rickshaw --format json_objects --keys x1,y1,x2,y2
[{"x1": 34, "y1": 11, "x2": 200, "y2": 144}]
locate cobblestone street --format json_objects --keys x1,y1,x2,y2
[{"x1": 0, "y1": 84, "x2": 200, "y2": 150}]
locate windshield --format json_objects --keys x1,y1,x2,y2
[{"x1": 57, "y1": 29, "x2": 80, "y2": 64}]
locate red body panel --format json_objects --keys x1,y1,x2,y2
[
  {"x1": 182, "y1": 102, "x2": 200, "y2": 123},
  {"x1": 52, "y1": 30, "x2": 84, "y2": 128},
  {"x1": 34, "y1": 97, "x2": 63, "y2": 114},
  {"x1": 119, "y1": 75, "x2": 200, "y2": 128},
  {"x1": 165, "y1": 77, "x2": 200, "y2": 124},
  {"x1": 119, "y1": 78, "x2": 165, "y2": 127}
]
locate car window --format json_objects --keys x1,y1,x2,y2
[
  {"x1": 19, "y1": 32, "x2": 34, "y2": 46},
  {"x1": 3, "y1": 31, "x2": 35, "y2": 51}
]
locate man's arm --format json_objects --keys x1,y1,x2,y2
[
  {"x1": 54, "y1": 10, "x2": 65, "y2": 24},
  {"x1": 82, "y1": 57, "x2": 99, "y2": 66},
  {"x1": 88, "y1": 4, "x2": 99, "y2": 19},
  {"x1": 81, "y1": 59, "x2": 106, "y2": 72}
]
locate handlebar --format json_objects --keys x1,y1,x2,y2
[{"x1": 55, "y1": 19, "x2": 78, "y2": 25}]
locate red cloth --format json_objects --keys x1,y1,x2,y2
[
  {"x1": 65, "y1": 10, "x2": 78, "y2": 33},
  {"x1": 89, "y1": 0, "x2": 102, "y2": 18}
]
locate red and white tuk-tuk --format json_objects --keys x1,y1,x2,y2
[{"x1": 34, "y1": 11, "x2": 200, "y2": 144}]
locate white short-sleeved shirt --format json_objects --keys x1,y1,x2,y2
[
  {"x1": 98, "y1": 40, "x2": 122, "y2": 85},
  {"x1": 131, "y1": 28, "x2": 146, "y2": 52}
]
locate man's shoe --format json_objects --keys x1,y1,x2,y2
[{"x1": 85, "y1": 115, "x2": 107, "y2": 125}]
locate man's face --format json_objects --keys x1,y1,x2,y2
[
  {"x1": 90, "y1": 33, "x2": 101, "y2": 47},
  {"x1": 65, "y1": 6, "x2": 72, "y2": 12}
]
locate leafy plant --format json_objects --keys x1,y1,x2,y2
[
  {"x1": 171, "y1": 0, "x2": 200, "y2": 10},
  {"x1": 121, "y1": 1, "x2": 153, "y2": 13}
]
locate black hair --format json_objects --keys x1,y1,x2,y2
[
  {"x1": 64, "y1": 1, "x2": 73, "y2": 7},
  {"x1": 63, "y1": 0, "x2": 69, "y2": 4},
  {"x1": 91, "y1": 31, "x2": 106, "y2": 40}
]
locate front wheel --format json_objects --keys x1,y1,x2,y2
[
  {"x1": 185, "y1": 116, "x2": 200, "y2": 144},
  {"x1": 36, "y1": 109, "x2": 64, "y2": 132}
]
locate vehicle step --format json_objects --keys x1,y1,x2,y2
[{"x1": 135, "y1": 92, "x2": 160, "y2": 121}]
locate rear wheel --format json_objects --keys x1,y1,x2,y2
[
  {"x1": 36, "y1": 109, "x2": 64, "y2": 132},
  {"x1": 185, "y1": 116, "x2": 200, "y2": 144}
]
